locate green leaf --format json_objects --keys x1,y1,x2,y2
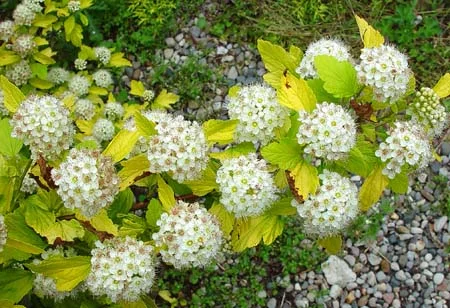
[
  {"x1": 0, "y1": 119, "x2": 22, "y2": 156},
  {"x1": 335, "y1": 138, "x2": 377, "y2": 178},
  {"x1": 0, "y1": 51, "x2": 20, "y2": 66},
  {"x1": 202, "y1": 119, "x2": 238, "y2": 146},
  {"x1": 265, "y1": 197, "x2": 297, "y2": 216},
  {"x1": 44, "y1": 220, "x2": 85, "y2": 244},
  {"x1": 30, "y1": 63, "x2": 47, "y2": 80},
  {"x1": 209, "y1": 142, "x2": 255, "y2": 161},
  {"x1": 388, "y1": 169, "x2": 409, "y2": 194},
  {"x1": 89, "y1": 86, "x2": 108, "y2": 96},
  {"x1": 26, "y1": 256, "x2": 91, "y2": 291},
  {"x1": 289, "y1": 161, "x2": 319, "y2": 200},
  {"x1": 307, "y1": 79, "x2": 339, "y2": 103},
  {"x1": 118, "y1": 214, "x2": 147, "y2": 237},
  {"x1": 129, "y1": 80, "x2": 145, "y2": 97},
  {"x1": 184, "y1": 161, "x2": 219, "y2": 196},
  {"x1": 314, "y1": 55, "x2": 359, "y2": 98},
  {"x1": 278, "y1": 72, "x2": 316, "y2": 111},
  {"x1": 118, "y1": 154, "x2": 150, "y2": 190},
  {"x1": 109, "y1": 52, "x2": 131, "y2": 67},
  {"x1": 0, "y1": 269, "x2": 33, "y2": 303},
  {"x1": 157, "y1": 176, "x2": 176, "y2": 212},
  {"x1": 209, "y1": 202, "x2": 234, "y2": 235},
  {"x1": 32, "y1": 14, "x2": 57, "y2": 28},
  {"x1": 102, "y1": 129, "x2": 140, "y2": 163},
  {"x1": 261, "y1": 138, "x2": 302, "y2": 170},
  {"x1": 146, "y1": 199, "x2": 163, "y2": 228},
  {"x1": 108, "y1": 188, "x2": 134, "y2": 222},
  {"x1": 359, "y1": 166, "x2": 389, "y2": 211},
  {"x1": 23, "y1": 198, "x2": 55, "y2": 237},
  {"x1": 318, "y1": 235, "x2": 342, "y2": 254},
  {"x1": 0, "y1": 75, "x2": 25, "y2": 113},
  {"x1": 88, "y1": 209, "x2": 118, "y2": 236},
  {"x1": 257, "y1": 39, "x2": 300, "y2": 73},
  {"x1": 134, "y1": 112, "x2": 157, "y2": 137},
  {"x1": 153, "y1": 89, "x2": 179, "y2": 109},
  {"x1": 29, "y1": 78, "x2": 54, "y2": 89}
]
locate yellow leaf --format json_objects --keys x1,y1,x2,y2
[
  {"x1": 202, "y1": 119, "x2": 238, "y2": 146},
  {"x1": 44, "y1": 220, "x2": 85, "y2": 244},
  {"x1": 263, "y1": 71, "x2": 283, "y2": 89},
  {"x1": 118, "y1": 154, "x2": 150, "y2": 190},
  {"x1": 81, "y1": 209, "x2": 118, "y2": 236},
  {"x1": 33, "y1": 37, "x2": 49, "y2": 46},
  {"x1": 75, "y1": 119, "x2": 95, "y2": 135},
  {"x1": 289, "y1": 161, "x2": 319, "y2": 200},
  {"x1": 134, "y1": 111, "x2": 157, "y2": 136},
  {"x1": 228, "y1": 85, "x2": 240, "y2": 98},
  {"x1": 257, "y1": 39, "x2": 300, "y2": 73},
  {"x1": 209, "y1": 202, "x2": 234, "y2": 235},
  {"x1": 32, "y1": 14, "x2": 57, "y2": 28},
  {"x1": 32, "y1": 52, "x2": 55, "y2": 65},
  {"x1": 433, "y1": 151, "x2": 442, "y2": 163},
  {"x1": 0, "y1": 75, "x2": 25, "y2": 113},
  {"x1": 102, "y1": 129, "x2": 140, "y2": 163},
  {"x1": 64, "y1": 16, "x2": 75, "y2": 38},
  {"x1": 78, "y1": 45, "x2": 96, "y2": 60},
  {"x1": 79, "y1": 0, "x2": 93, "y2": 9},
  {"x1": 184, "y1": 161, "x2": 219, "y2": 196},
  {"x1": 29, "y1": 78, "x2": 54, "y2": 89},
  {"x1": 278, "y1": 72, "x2": 316, "y2": 111},
  {"x1": 157, "y1": 176, "x2": 176, "y2": 212},
  {"x1": 318, "y1": 235, "x2": 342, "y2": 254},
  {"x1": 89, "y1": 86, "x2": 108, "y2": 96},
  {"x1": 109, "y1": 52, "x2": 131, "y2": 67},
  {"x1": 433, "y1": 73, "x2": 450, "y2": 98},
  {"x1": 355, "y1": 15, "x2": 385, "y2": 48},
  {"x1": 129, "y1": 80, "x2": 145, "y2": 97},
  {"x1": 39, "y1": 47, "x2": 57, "y2": 58},
  {"x1": 153, "y1": 89, "x2": 179, "y2": 109},
  {"x1": 62, "y1": 94, "x2": 76, "y2": 109},
  {"x1": 107, "y1": 92, "x2": 116, "y2": 102},
  {"x1": 0, "y1": 50, "x2": 20, "y2": 66},
  {"x1": 359, "y1": 166, "x2": 389, "y2": 211}
]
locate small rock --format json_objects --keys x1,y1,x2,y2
[
  {"x1": 368, "y1": 297, "x2": 377, "y2": 307},
  {"x1": 381, "y1": 259, "x2": 391, "y2": 273},
  {"x1": 383, "y1": 293, "x2": 394, "y2": 305},
  {"x1": 344, "y1": 255, "x2": 356, "y2": 266},
  {"x1": 322, "y1": 256, "x2": 357, "y2": 287},
  {"x1": 399, "y1": 234, "x2": 414, "y2": 241},
  {"x1": 441, "y1": 142, "x2": 450, "y2": 156},
  {"x1": 257, "y1": 290, "x2": 267, "y2": 298},
  {"x1": 345, "y1": 292, "x2": 356, "y2": 304},
  {"x1": 416, "y1": 240, "x2": 425, "y2": 251},
  {"x1": 392, "y1": 299, "x2": 401, "y2": 308},
  {"x1": 267, "y1": 298, "x2": 277, "y2": 308},
  {"x1": 294, "y1": 295, "x2": 308, "y2": 308},
  {"x1": 190, "y1": 26, "x2": 201, "y2": 37},
  {"x1": 132, "y1": 69, "x2": 142, "y2": 80},
  {"x1": 175, "y1": 33, "x2": 184, "y2": 42},
  {"x1": 221, "y1": 55, "x2": 234, "y2": 62},
  {"x1": 357, "y1": 295, "x2": 369, "y2": 306},
  {"x1": 164, "y1": 48, "x2": 174, "y2": 60},
  {"x1": 376, "y1": 271, "x2": 387, "y2": 282},
  {"x1": 433, "y1": 273, "x2": 444, "y2": 285},
  {"x1": 410, "y1": 227, "x2": 423, "y2": 234},
  {"x1": 330, "y1": 285, "x2": 342, "y2": 299},
  {"x1": 434, "y1": 216, "x2": 448, "y2": 232},
  {"x1": 395, "y1": 270, "x2": 407, "y2": 281},
  {"x1": 396, "y1": 226, "x2": 410, "y2": 234},
  {"x1": 368, "y1": 254, "x2": 382, "y2": 266},
  {"x1": 216, "y1": 46, "x2": 228, "y2": 55},
  {"x1": 165, "y1": 37, "x2": 176, "y2": 47},
  {"x1": 227, "y1": 66, "x2": 238, "y2": 79},
  {"x1": 391, "y1": 262, "x2": 400, "y2": 271},
  {"x1": 420, "y1": 189, "x2": 435, "y2": 201},
  {"x1": 417, "y1": 173, "x2": 428, "y2": 183}
]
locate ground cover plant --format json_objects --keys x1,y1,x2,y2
[{"x1": 0, "y1": 0, "x2": 449, "y2": 307}]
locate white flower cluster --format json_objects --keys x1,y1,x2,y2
[
  {"x1": 13, "y1": 4, "x2": 36, "y2": 26},
  {"x1": 297, "y1": 102, "x2": 356, "y2": 160},
  {"x1": 355, "y1": 45, "x2": 411, "y2": 103},
  {"x1": 92, "y1": 118, "x2": 115, "y2": 142},
  {"x1": 409, "y1": 87, "x2": 448, "y2": 137},
  {"x1": 0, "y1": 90, "x2": 8, "y2": 116},
  {"x1": 10, "y1": 95, "x2": 74, "y2": 160},
  {"x1": 216, "y1": 154, "x2": 279, "y2": 218},
  {"x1": 0, "y1": 214, "x2": 7, "y2": 252},
  {"x1": 92, "y1": 69, "x2": 113, "y2": 88},
  {"x1": 32, "y1": 247, "x2": 82, "y2": 302},
  {"x1": 94, "y1": 47, "x2": 111, "y2": 65},
  {"x1": 86, "y1": 237, "x2": 156, "y2": 303},
  {"x1": 0, "y1": 20, "x2": 15, "y2": 41},
  {"x1": 74, "y1": 98, "x2": 95, "y2": 120},
  {"x1": 74, "y1": 58, "x2": 87, "y2": 71},
  {"x1": 296, "y1": 38, "x2": 353, "y2": 79},
  {"x1": 23, "y1": 0, "x2": 44, "y2": 12},
  {"x1": 21, "y1": 174, "x2": 37, "y2": 194},
  {"x1": 123, "y1": 116, "x2": 149, "y2": 157},
  {"x1": 227, "y1": 84, "x2": 289, "y2": 145},
  {"x1": 143, "y1": 89, "x2": 155, "y2": 102},
  {"x1": 104, "y1": 102, "x2": 124, "y2": 121},
  {"x1": 5, "y1": 60, "x2": 32, "y2": 86},
  {"x1": 293, "y1": 170, "x2": 359, "y2": 237},
  {"x1": 12, "y1": 34, "x2": 35, "y2": 57},
  {"x1": 67, "y1": 0, "x2": 81, "y2": 12},
  {"x1": 146, "y1": 110, "x2": 209, "y2": 182},
  {"x1": 51, "y1": 148, "x2": 119, "y2": 217},
  {"x1": 69, "y1": 75, "x2": 90, "y2": 96},
  {"x1": 47, "y1": 67, "x2": 70, "y2": 84},
  {"x1": 153, "y1": 201, "x2": 223, "y2": 269},
  {"x1": 375, "y1": 121, "x2": 432, "y2": 179}
]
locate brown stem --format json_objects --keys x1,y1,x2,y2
[
  {"x1": 134, "y1": 171, "x2": 152, "y2": 182},
  {"x1": 132, "y1": 201, "x2": 149, "y2": 210},
  {"x1": 285, "y1": 170, "x2": 304, "y2": 203},
  {"x1": 29, "y1": 174, "x2": 49, "y2": 191},
  {"x1": 175, "y1": 193, "x2": 198, "y2": 201},
  {"x1": 58, "y1": 214, "x2": 113, "y2": 242},
  {"x1": 37, "y1": 155, "x2": 56, "y2": 189}
]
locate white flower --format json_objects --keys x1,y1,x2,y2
[
  {"x1": 10, "y1": 95, "x2": 74, "y2": 160},
  {"x1": 51, "y1": 148, "x2": 119, "y2": 217},
  {"x1": 5, "y1": 60, "x2": 32, "y2": 87},
  {"x1": 68, "y1": 0, "x2": 81, "y2": 12},
  {"x1": 297, "y1": 102, "x2": 356, "y2": 160},
  {"x1": 74, "y1": 58, "x2": 87, "y2": 71},
  {"x1": 0, "y1": 20, "x2": 15, "y2": 41},
  {"x1": 292, "y1": 170, "x2": 359, "y2": 237},
  {"x1": 74, "y1": 98, "x2": 95, "y2": 120},
  {"x1": 92, "y1": 69, "x2": 113, "y2": 88},
  {"x1": 104, "y1": 102, "x2": 124, "y2": 121},
  {"x1": 408, "y1": 87, "x2": 448, "y2": 137},
  {"x1": 0, "y1": 89, "x2": 9, "y2": 116},
  {"x1": 21, "y1": 174, "x2": 37, "y2": 194},
  {"x1": 153, "y1": 201, "x2": 223, "y2": 269},
  {"x1": 296, "y1": 38, "x2": 353, "y2": 79},
  {"x1": 68, "y1": 75, "x2": 90, "y2": 96},
  {"x1": 23, "y1": 0, "x2": 44, "y2": 12},
  {"x1": 216, "y1": 153, "x2": 279, "y2": 218},
  {"x1": 13, "y1": 4, "x2": 36, "y2": 26},
  {"x1": 12, "y1": 34, "x2": 36, "y2": 57},
  {"x1": 227, "y1": 84, "x2": 289, "y2": 145},
  {"x1": 47, "y1": 67, "x2": 70, "y2": 84},
  {"x1": 94, "y1": 47, "x2": 111, "y2": 65},
  {"x1": 375, "y1": 121, "x2": 432, "y2": 179},
  {"x1": 355, "y1": 45, "x2": 411, "y2": 103},
  {"x1": 86, "y1": 237, "x2": 156, "y2": 303},
  {"x1": 0, "y1": 215, "x2": 7, "y2": 252},
  {"x1": 92, "y1": 118, "x2": 115, "y2": 142},
  {"x1": 143, "y1": 89, "x2": 155, "y2": 102},
  {"x1": 146, "y1": 110, "x2": 209, "y2": 182},
  {"x1": 32, "y1": 247, "x2": 83, "y2": 302}
]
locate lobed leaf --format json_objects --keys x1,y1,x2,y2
[
  {"x1": 202, "y1": 119, "x2": 238, "y2": 146},
  {"x1": 289, "y1": 161, "x2": 319, "y2": 200},
  {"x1": 261, "y1": 138, "x2": 302, "y2": 170},
  {"x1": 278, "y1": 72, "x2": 316, "y2": 111},
  {"x1": 355, "y1": 15, "x2": 385, "y2": 48},
  {"x1": 359, "y1": 166, "x2": 389, "y2": 211}
]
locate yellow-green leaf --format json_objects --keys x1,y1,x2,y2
[
  {"x1": 202, "y1": 119, "x2": 238, "y2": 146},
  {"x1": 209, "y1": 142, "x2": 255, "y2": 161},
  {"x1": 433, "y1": 73, "x2": 450, "y2": 98},
  {"x1": 263, "y1": 71, "x2": 283, "y2": 89},
  {"x1": 134, "y1": 111, "x2": 157, "y2": 136},
  {"x1": 153, "y1": 89, "x2": 179, "y2": 109},
  {"x1": 289, "y1": 161, "x2": 319, "y2": 200},
  {"x1": 78, "y1": 45, "x2": 96, "y2": 60},
  {"x1": 69, "y1": 24, "x2": 83, "y2": 47},
  {"x1": 75, "y1": 119, "x2": 95, "y2": 135},
  {"x1": 257, "y1": 39, "x2": 299, "y2": 73},
  {"x1": 87, "y1": 209, "x2": 118, "y2": 236},
  {"x1": 102, "y1": 129, "x2": 140, "y2": 163},
  {"x1": 64, "y1": 16, "x2": 75, "y2": 38},
  {"x1": 130, "y1": 80, "x2": 145, "y2": 97},
  {"x1": 184, "y1": 161, "x2": 219, "y2": 196},
  {"x1": 228, "y1": 85, "x2": 240, "y2": 98},
  {"x1": 209, "y1": 202, "x2": 234, "y2": 235},
  {"x1": 157, "y1": 176, "x2": 176, "y2": 212},
  {"x1": 0, "y1": 269, "x2": 33, "y2": 304},
  {"x1": 359, "y1": 166, "x2": 389, "y2": 211},
  {"x1": 44, "y1": 220, "x2": 85, "y2": 244},
  {"x1": 32, "y1": 14, "x2": 58, "y2": 28},
  {"x1": 0, "y1": 119, "x2": 23, "y2": 156},
  {"x1": 318, "y1": 235, "x2": 342, "y2": 254},
  {"x1": 80, "y1": 0, "x2": 93, "y2": 9},
  {"x1": 118, "y1": 154, "x2": 150, "y2": 190},
  {"x1": 0, "y1": 75, "x2": 25, "y2": 113},
  {"x1": 89, "y1": 86, "x2": 108, "y2": 95},
  {"x1": 79, "y1": 13, "x2": 89, "y2": 26},
  {"x1": 278, "y1": 72, "x2": 317, "y2": 111},
  {"x1": 29, "y1": 78, "x2": 54, "y2": 89},
  {"x1": 23, "y1": 199, "x2": 55, "y2": 237},
  {"x1": 146, "y1": 199, "x2": 163, "y2": 228},
  {"x1": 109, "y1": 52, "x2": 131, "y2": 67},
  {"x1": 33, "y1": 37, "x2": 48, "y2": 46},
  {"x1": 0, "y1": 50, "x2": 21, "y2": 66},
  {"x1": 355, "y1": 15, "x2": 385, "y2": 48},
  {"x1": 261, "y1": 138, "x2": 302, "y2": 170},
  {"x1": 265, "y1": 197, "x2": 297, "y2": 216},
  {"x1": 26, "y1": 256, "x2": 91, "y2": 291}
]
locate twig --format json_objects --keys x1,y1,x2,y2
[
  {"x1": 434, "y1": 126, "x2": 450, "y2": 152},
  {"x1": 134, "y1": 171, "x2": 152, "y2": 182},
  {"x1": 58, "y1": 214, "x2": 113, "y2": 242},
  {"x1": 132, "y1": 201, "x2": 149, "y2": 210},
  {"x1": 37, "y1": 155, "x2": 56, "y2": 189},
  {"x1": 29, "y1": 174, "x2": 49, "y2": 191}
]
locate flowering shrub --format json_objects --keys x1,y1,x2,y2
[{"x1": 0, "y1": 1, "x2": 449, "y2": 306}]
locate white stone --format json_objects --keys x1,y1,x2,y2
[
  {"x1": 434, "y1": 216, "x2": 448, "y2": 232},
  {"x1": 330, "y1": 284, "x2": 342, "y2": 299},
  {"x1": 433, "y1": 273, "x2": 444, "y2": 285},
  {"x1": 322, "y1": 255, "x2": 356, "y2": 287},
  {"x1": 216, "y1": 46, "x2": 228, "y2": 55}
]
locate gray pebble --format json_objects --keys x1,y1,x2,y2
[
  {"x1": 441, "y1": 142, "x2": 450, "y2": 155},
  {"x1": 165, "y1": 37, "x2": 176, "y2": 47},
  {"x1": 433, "y1": 273, "x2": 444, "y2": 285},
  {"x1": 227, "y1": 66, "x2": 238, "y2": 79},
  {"x1": 294, "y1": 295, "x2": 308, "y2": 308},
  {"x1": 164, "y1": 48, "x2": 174, "y2": 60},
  {"x1": 376, "y1": 271, "x2": 387, "y2": 282},
  {"x1": 395, "y1": 270, "x2": 407, "y2": 281},
  {"x1": 368, "y1": 254, "x2": 382, "y2": 266},
  {"x1": 434, "y1": 216, "x2": 448, "y2": 232},
  {"x1": 330, "y1": 285, "x2": 342, "y2": 299},
  {"x1": 267, "y1": 298, "x2": 277, "y2": 308}
]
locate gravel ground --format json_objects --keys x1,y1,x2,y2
[{"x1": 122, "y1": 14, "x2": 450, "y2": 308}]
